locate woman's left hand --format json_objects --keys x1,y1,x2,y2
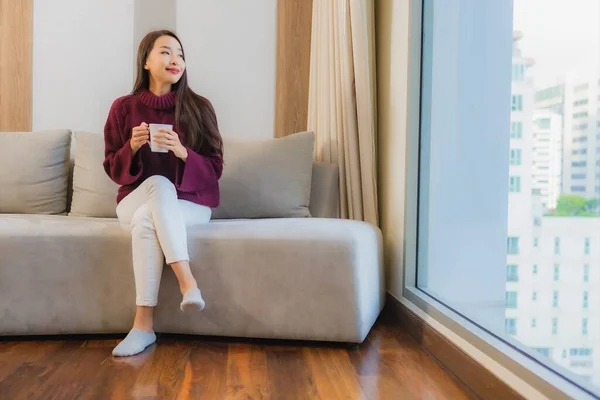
[{"x1": 153, "y1": 129, "x2": 188, "y2": 161}]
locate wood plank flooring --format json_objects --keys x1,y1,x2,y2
[{"x1": 0, "y1": 310, "x2": 471, "y2": 400}]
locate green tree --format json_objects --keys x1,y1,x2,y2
[{"x1": 547, "y1": 195, "x2": 598, "y2": 217}]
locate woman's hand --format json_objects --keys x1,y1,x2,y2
[
  {"x1": 152, "y1": 128, "x2": 189, "y2": 161},
  {"x1": 130, "y1": 122, "x2": 149, "y2": 156}
]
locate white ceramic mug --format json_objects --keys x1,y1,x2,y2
[{"x1": 148, "y1": 123, "x2": 172, "y2": 153}]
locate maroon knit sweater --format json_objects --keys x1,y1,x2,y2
[{"x1": 103, "y1": 89, "x2": 223, "y2": 207}]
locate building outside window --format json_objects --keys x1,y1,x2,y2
[
  {"x1": 510, "y1": 149, "x2": 522, "y2": 165},
  {"x1": 512, "y1": 64, "x2": 525, "y2": 82},
  {"x1": 511, "y1": 121, "x2": 523, "y2": 138},
  {"x1": 505, "y1": 318, "x2": 517, "y2": 335},
  {"x1": 506, "y1": 291, "x2": 518, "y2": 309},
  {"x1": 507, "y1": 237, "x2": 519, "y2": 255},
  {"x1": 512, "y1": 95, "x2": 523, "y2": 111},
  {"x1": 507, "y1": 264, "x2": 519, "y2": 282},
  {"x1": 509, "y1": 176, "x2": 521, "y2": 192}
]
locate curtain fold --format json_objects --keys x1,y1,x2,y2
[{"x1": 308, "y1": 0, "x2": 378, "y2": 226}]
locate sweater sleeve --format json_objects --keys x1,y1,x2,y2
[
  {"x1": 176, "y1": 147, "x2": 223, "y2": 193},
  {"x1": 103, "y1": 98, "x2": 143, "y2": 185}
]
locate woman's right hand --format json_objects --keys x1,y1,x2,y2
[{"x1": 130, "y1": 122, "x2": 149, "y2": 155}]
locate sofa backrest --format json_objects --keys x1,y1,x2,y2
[
  {"x1": 309, "y1": 163, "x2": 340, "y2": 218},
  {"x1": 65, "y1": 131, "x2": 340, "y2": 219}
]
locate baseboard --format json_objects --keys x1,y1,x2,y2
[{"x1": 384, "y1": 293, "x2": 524, "y2": 400}]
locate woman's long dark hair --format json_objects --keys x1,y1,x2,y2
[{"x1": 132, "y1": 30, "x2": 223, "y2": 158}]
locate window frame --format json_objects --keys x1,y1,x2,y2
[{"x1": 400, "y1": 1, "x2": 596, "y2": 398}]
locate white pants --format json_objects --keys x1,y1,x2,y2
[{"x1": 116, "y1": 175, "x2": 212, "y2": 306}]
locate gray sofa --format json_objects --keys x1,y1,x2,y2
[{"x1": 0, "y1": 130, "x2": 384, "y2": 343}]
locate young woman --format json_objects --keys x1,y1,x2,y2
[{"x1": 103, "y1": 30, "x2": 223, "y2": 357}]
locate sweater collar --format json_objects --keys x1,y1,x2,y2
[{"x1": 138, "y1": 89, "x2": 177, "y2": 110}]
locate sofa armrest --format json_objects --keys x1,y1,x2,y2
[{"x1": 309, "y1": 162, "x2": 339, "y2": 218}]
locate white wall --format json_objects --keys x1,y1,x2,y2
[
  {"x1": 32, "y1": 0, "x2": 135, "y2": 133},
  {"x1": 32, "y1": 0, "x2": 277, "y2": 139},
  {"x1": 176, "y1": 0, "x2": 277, "y2": 139},
  {"x1": 134, "y1": 0, "x2": 176, "y2": 59}
]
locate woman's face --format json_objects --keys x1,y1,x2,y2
[{"x1": 144, "y1": 35, "x2": 186, "y2": 86}]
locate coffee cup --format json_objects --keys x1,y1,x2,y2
[{"x1": 149, "y1": 123, "x2": 172, "y2": 153}]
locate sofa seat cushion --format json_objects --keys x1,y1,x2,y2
[{"x1": 0, "y1": 215, "x2": 384, "y2": 343}]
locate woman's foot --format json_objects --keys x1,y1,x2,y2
[
  {"x1": 170, "y1": 261, "x2": 199, "y2": 296},
  {"x1": 180, "y1": 287, "x2": 206, "y2": 311},
  {"x1": 112, "y1": 328, "x2": 157, "y2": 357}
]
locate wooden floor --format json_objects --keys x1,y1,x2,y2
[{"x1": 0, "y1": 311, "x2": 471, "y2": 400}]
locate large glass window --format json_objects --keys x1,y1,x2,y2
[{"x1": 416, "y1": 0, "x2": 599, "y2": 396}]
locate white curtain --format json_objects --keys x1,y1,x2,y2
[{"x1": 307, "y1": 0, "x2": 378, "y2": 226}]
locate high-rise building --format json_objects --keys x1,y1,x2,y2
[
  {"x1": 535, "y1": 75, "x2": 600, "y2": 201},
  {"x1": 505, "y1": 217, "x2": 600, "y2": 387},
  {"x1": 508, "y1": 34, "x2": 600, "y2": 387},
  {"x1": 532, "y1": 111, "x2": 562, "y2": 211},
  {"x1": 507, "y1": 30, "x2": 536, "y2": 335},
  {"x1": 508, "y1": 31, "x2": 535, "y2": 226}
]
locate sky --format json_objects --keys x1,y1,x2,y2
[{"x1": 513, "y1": 0, "x2": 599, "y2": 87}]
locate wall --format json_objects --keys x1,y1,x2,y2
[
  {"x1": 176, "y1": 0, "x2": 277, "y2": 139},
  {"x1": 133, "y1": 0, "x2": 176, "y2": 60},
  {"x1": 31, "y1": 0, "x2": 277, "y2": 138},
  {"x1": 376, "y1": 0, "x2": 411, "y2": 298},
  {"x1": 32, "y1": 0, "x2": 135, "y2": 133}
]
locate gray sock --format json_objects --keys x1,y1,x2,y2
[
  {"x1": 180, "y1": 287, "x2": 206, "y2": 311},
  {"x1": 112, "y1": 328, "x2": 156, "y2": 357}
]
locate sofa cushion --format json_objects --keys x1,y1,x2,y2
[
  {"x1": 68, "y1": 131, "x2": 316, "y2": 219},
  {"x1": 212, "y1": 131, "x2": 315, "y2": 219},
  {"x1": 69, "y1": 131, "x2": 119, "y2": 217},
  {"x1": 0, "y1": 130, "x2": 71, "y2": 214},
  {"x1": 0, "y1": 215, "x2": 384, "y2": 343}
]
